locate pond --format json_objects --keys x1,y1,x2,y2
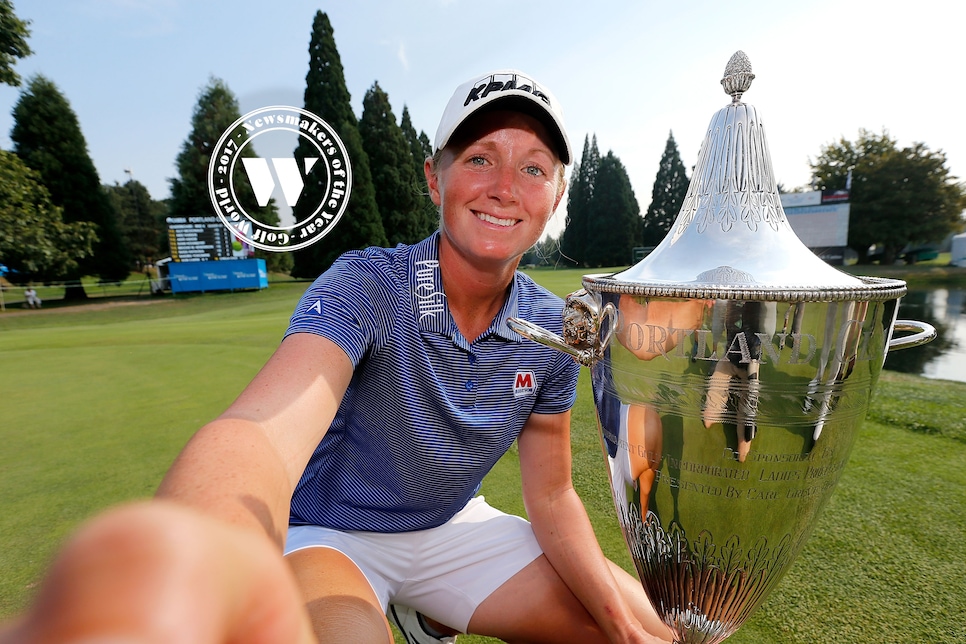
[{"x1": 884, "y1": 288, "x2": 966, "y2": 383}]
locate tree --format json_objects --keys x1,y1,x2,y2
[
  {"x1": 810, "y1": 129, "x2": 966, "y2": 263},
  {"x1": 359, "y1": 82, "x2": 426, "y2": 246},
  {"x1": 401, "y1": 105, "x2": 432, "y2": 167},
  {"x1": 400, "y1": 104, "x2": 438, "y2": 236},
  {"x1": 291, "y1": 11, "x2": 387, "y2": 278},
  {"x1": 559, "y1": 135, "x2": 600, "y2": 266},
  {"x1": 0, "y1": 150, "x2": 96, "y2": 282},
  {"x1": 168, "y1": 78, "x2": 242, "y2": 224},
  {"x1": 642, "y1": 131, "x2": 689, "y2": 247},
  {"x1": 0, "y1": 0, "x2": 31, "y2": 87},
  {"x1": 584, "y1": 151, "x2": 641, "y2": 267},
  {"x1": 105, "y1": 178, "x2": 167, "y2": 269},
  {"x1": 167, "y1": 77, "x2": 289, "y2": 274},
  {"x1": 11, "y1": 75, "x2": 129, "y2": 299}
]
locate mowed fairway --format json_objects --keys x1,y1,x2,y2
[
  {"x1": 0, "y1": 284, "x2": 305, "y2": 618},
  {"x1": 1, "y1": 270, "x2": 965, "y2": 643}
]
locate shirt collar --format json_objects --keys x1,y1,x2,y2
[
  {"x1": 410, "y1": 232, "x2": 523, "y2": 343},
  {"x1": 410, "y1": 232, "x2": 449, "y2": 335},
  {"x1": 490, "y1": 277, "x2": 523, "y2": 342}
]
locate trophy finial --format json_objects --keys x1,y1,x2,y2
[{"x1": 721, "y1": 50, "x2": 755, "y2": 104}]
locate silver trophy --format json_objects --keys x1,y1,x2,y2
[{"x1": 510, "y1": 52, "x2": 935, "y2": 643}]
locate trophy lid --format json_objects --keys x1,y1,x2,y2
[{"x1": 587, "y1": 51, "x2": 904, "y2": 302}]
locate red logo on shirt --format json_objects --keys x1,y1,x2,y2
[{"x1": 513, "y1": 371, "x2": 536, "y2": 398}]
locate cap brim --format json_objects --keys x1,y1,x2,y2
[{"x1": 436, "y1": 93, "x2": 572, "y2": 165}]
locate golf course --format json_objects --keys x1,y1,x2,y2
[{"x1": 1, "y1": 269, "x2": 963, "y2": 643}]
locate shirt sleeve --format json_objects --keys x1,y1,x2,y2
[
  {"x1": 284, "y1": 252, "x2": 392, "y2": 367},
  {"x1": 531, "y1": 342, "x2": 581, "y2": 415}
]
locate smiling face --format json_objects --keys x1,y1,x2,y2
[{"x1": 426, "y1": 109, "x2": 565, "y2": 273}]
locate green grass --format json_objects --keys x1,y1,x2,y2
[
  {"x1": 0, "y1": 283, "x2": 308, "y2": 617},
  {"x1": 730, "y1": 371, "x2": 966, "y2": 643},
  {"x1": 0, "y1": 275, "x2": 155, "y2": 310},
  {"x1": 1, "y1": 273, "x2": 965, "y2": 643},
  {"x1": 840, "y1": 253, "x2": 966, "y2": 288},
  {"x1": 0, "y1": 272, "x2": 303, "y2": 312},
  {"x1": 521, "y1": 265, "x2": 627, "y2": 297}
]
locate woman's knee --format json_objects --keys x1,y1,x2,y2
[
  {"x1": 287, "y1": 546, "x2": 392, "y2": 643},
  {"x1": 468, "y1": 555, "x2": 607, "y2": 643}
]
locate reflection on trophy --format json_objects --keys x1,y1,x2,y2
[{"x1": 510, "y1": 51, "x2": 935, "y2": 643}]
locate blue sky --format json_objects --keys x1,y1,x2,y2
[{"x1": 1, "y1": 0, "x2": 963, "y2": 240}]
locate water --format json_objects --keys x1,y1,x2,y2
[{"x1": 884, "y1": 288, "x2": 966, "y2": 383}]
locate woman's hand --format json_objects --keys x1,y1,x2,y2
[{"x1": 0, "y1": 502, "x2": 315, "y2": 644}]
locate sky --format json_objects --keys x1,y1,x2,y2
[{"x1": 1, "y1": 0, "x2": 964, "y2": 241}]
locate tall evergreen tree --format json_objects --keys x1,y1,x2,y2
[
  {"x1": 400, "y1": 104, "x2": 438, "y2": 236},
  {"x1": 359, "y1": 82, "x2": 424, "y2": 246},
  {"x1": 167, "y1": 77, "x2": 288, "y2": 273},
  {"x1": 585, "y1": 151, "x2": 641, "y2": 267},
  {"x1": 0, "y1": 0, "x2": 31, "y2": 87},
  {"x1": 291, "y1": 11, "x2": 387, "y2": 277},
  {"x1": 105, "y1": 178, "x2": 167, "y2": 268},
  {"x1": 168, "y1": 78, "x2": 242, "y2": 224},
  {"x1": 559, "y1": 135, "x2": 600, "y2": 266},
  {"x1": 11, "y1": 75, "x2": 129, "y2": 298},
  {"x1": 642, "y1": 131, "x2": 689, "y2": 247},
  {"x1": 418, "y1": 132, "x2": 432, "y2": 160},
  {"x1": 400, "y1": 105, "x2": 432, "y2": 164}
]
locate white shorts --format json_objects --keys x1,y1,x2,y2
[{"x1": 284, "y1": 496, "x2": 543, "y2": 632}]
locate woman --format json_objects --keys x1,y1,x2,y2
[{"x1": 2, "y1": 70, "x2": 670, "y2": 644}]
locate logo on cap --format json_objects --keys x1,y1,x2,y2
[{"x1": 464, "y1": 73, "x2": 551, "y2": 108}]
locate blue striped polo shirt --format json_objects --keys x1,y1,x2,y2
[{"x1": 284, "y1": 232, "x2": 579, "y2": 533}]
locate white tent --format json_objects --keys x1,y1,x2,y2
[{"x1": 951, "y1": 232, "x2": 966, "y2": 267}]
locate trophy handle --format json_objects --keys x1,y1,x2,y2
[
  {"x1": 889, "y1": 320, "x2": 937, "y2": 351},
  {"x1": 598, "y1": 302, "x2": 618, "y2": 352},
  {"x1": 508, "y1": 289, "x2": 617, "y2": 367},
  {"x1": 507, "y1": 317, "x2": 598, "y2": 365}
]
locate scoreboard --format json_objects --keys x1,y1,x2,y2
[{"x1": 166, "y1": 216, "x2": 237, "y2": 262}]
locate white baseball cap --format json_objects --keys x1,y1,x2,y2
[{"x1": 433, "y1": 69, "x2": 572, "y2": 165}]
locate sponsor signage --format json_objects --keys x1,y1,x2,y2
[
  {"x1": 780, "y1": 191, "x2": 850, "y2": 249},
  {"x1": 168, "y1": 258, "x2": 268, "y2": 293}
]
